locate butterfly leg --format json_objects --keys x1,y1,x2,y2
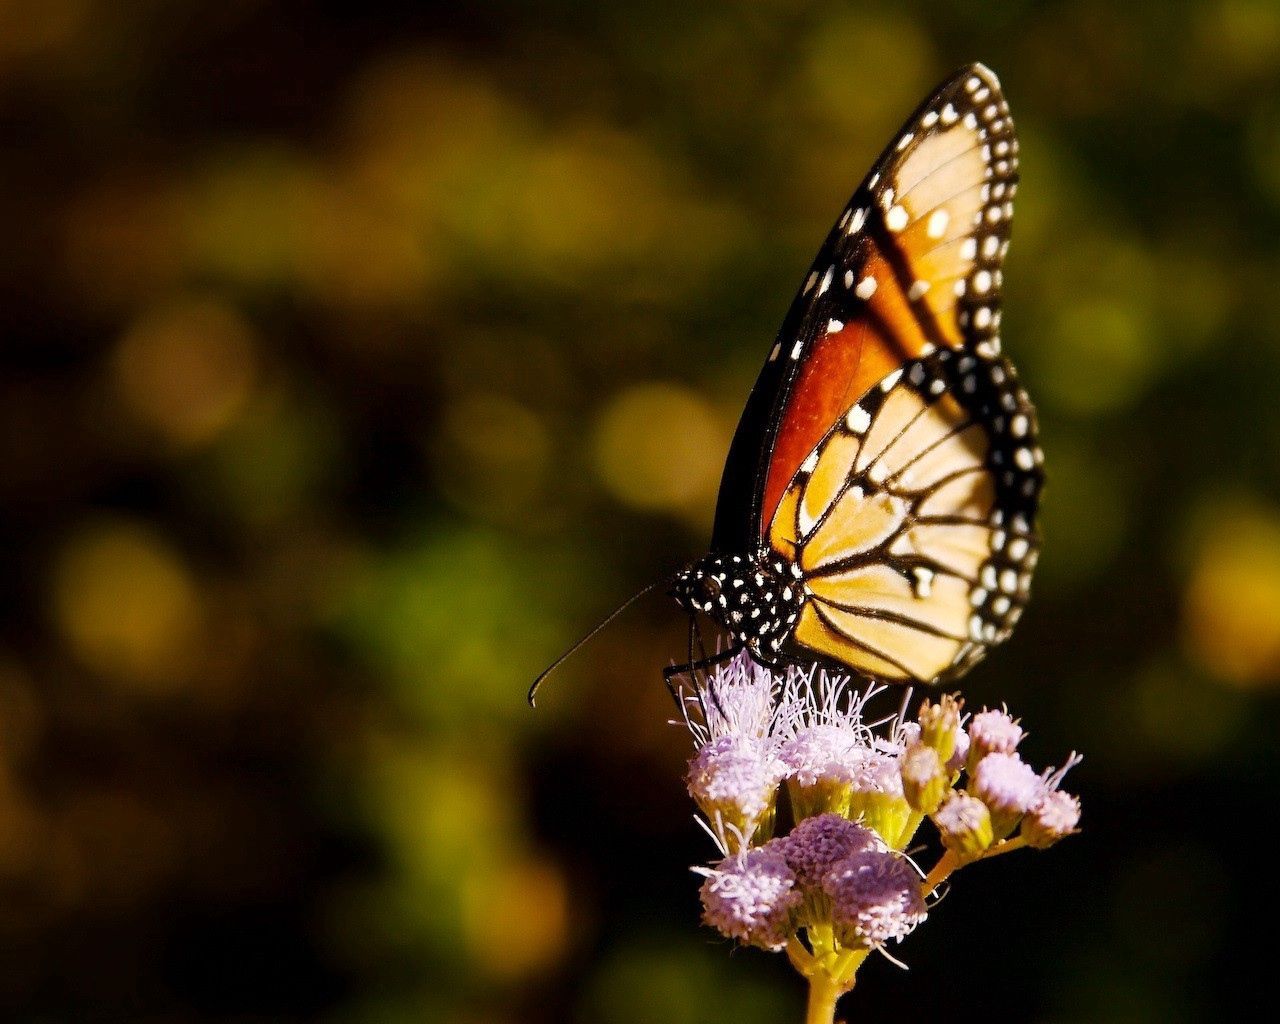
[
  {"x1": 662, "y1": 645, "x2": 742, "y2": 718},
  {"x1": 663, "y1": 617, "x2": 701, "y2": 713}
]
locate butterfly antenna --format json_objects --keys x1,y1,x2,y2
[{"x1": 527, "y1": 581, "x2": 661, "y2": 707}]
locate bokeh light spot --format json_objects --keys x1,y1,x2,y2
[
  {"x1": 113, "y1": 295, "x2": 258, "y2": 447},
  {"x1": 461, "y1": 856, "x2": 569, "y2": 980},
  {"x1": 1183, "y1": 503, "x2": 1280, "y2": 687},
  {"x1": 592, "y1": 383, "x2": 728, "y2": 515},
  {"x1": 52, "y1": 521, "x2": 204, "y2": 692},
  {"x1": 1133, "y1": 659, "x2": 1245, "y2": 760}
]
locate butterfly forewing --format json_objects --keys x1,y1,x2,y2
[{"x1": 714, "y1": 63, "x2": 1041, "y2": 686}]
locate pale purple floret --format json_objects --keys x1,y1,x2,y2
[
  {"x1": 901, "y1": 744, "x2": 943, "y2": 788},
  {"x1": 1023, "y1": 752, "x2": 1083, "y2": 846},
  {"x1": 685, "y1": 652, "x2": 778, "y2": 746},
  {"x1": 848, "y1": 750, "x2": 905, "y2": 797},
  {"x1": 934, "y1": 792, "x2": 989, "y2": 837},
  {"x1": 895, "y1": 721, "x2": 921, "y2": 749},
  {"x1": 687, "y1": 734, "x2": 784, "y2": 830},
  {"x1": 969, "y1": 708, "x2": 1025, "y2": 757},
  {"x1": 823, "y1": 849, "x2": 927, "y2": 949},
  {"x1": 697, "y1": 842, "x2": 802, "y2": 951},
  {"x1": 778, "y1": 724, "x2": 860, "y2": 788},
  {"x1": 971, "y1": 752, "x2": 1042, "y2": 818},
  {"x1": 781, "y1": 813, "x2": 884, "y2": 888},
  {"x1": 1028, "y1": 790, "x2": 1081, "y2": 838},
  {"x1": 946, "y1": 729, "x2": 971, "y2": 774}
]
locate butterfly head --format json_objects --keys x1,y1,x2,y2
[{"x1": 670, "y1": 553, "x2": 805, "y2": 662}]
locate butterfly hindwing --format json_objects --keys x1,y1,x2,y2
[{"x1": 773, "y1": 345, "x2": 1041, "y2": 682}]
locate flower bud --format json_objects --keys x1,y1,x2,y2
[
  {"x1": 932, "y1": 791, "x2": 994, "y2": 863},
  {"x1": 918, "y1": 694, "x2": 964, "y2": 763},
  {"x1": 900, "y1": 742, "x2": 948, "y2": 814}
]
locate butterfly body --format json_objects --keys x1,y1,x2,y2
[
  {"x1": 670, "y1": 551, "x2": 804, "y2": 664},
  {"x1": 679, "y1": 63, "x2": 1043, "y2": 688}
]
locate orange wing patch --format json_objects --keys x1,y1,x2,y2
[{"x1": 759, "y1": 67, "x2": 1017, "y2": 542}]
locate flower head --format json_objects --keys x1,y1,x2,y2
[
  {"x1": 846, "y1": 748, "x2": 912, "y2": 846},
  {"x1": 971, "y1": 752, "x2": 1042, "y2": 838},
  {"x1": 676, "y1": 654, "x2": 1083, "y2": 994},
  {"x1": 697, "y1": 842, "x2": 802, "y2": 951},
  {"x1": 687, "y1": 734, "x2": 784, "y2": 845},
  {"x1": 778, "y1": 724, "x2": 861, "y2": 788},
  {"x1": 781, "y1": 812, "x2": 883, "y2": 889},
  {"x1": 967, "y1": 708, "x2": 1025, "y2": 770},
  {"x1": 823, "y1": 849, "x2": 927, "y2": 949},
  {"x1": 1022, "y1": 752, "x2": 1083, "y2": 848},
  {"x1": 1023, "y1": 790, "x2": 1081, "y2": 848},
  {"x1": 682, "y1": 652, "x2": 779, "y2": 746}
]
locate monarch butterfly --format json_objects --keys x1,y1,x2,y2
[{"x1": 530, "y1": 63, "x2": 1042, "y2": 702}]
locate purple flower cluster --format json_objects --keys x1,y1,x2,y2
[
  {"x1": 678, "y1": 654, "x2": 1082, "y2": 974},
  {"x1": 698, "y1": 814, "x2": 925, "y2": 952}
]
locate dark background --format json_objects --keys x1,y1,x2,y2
[{"x1": 1, "y1": 1, "x2": 1276, "y2": 1021}]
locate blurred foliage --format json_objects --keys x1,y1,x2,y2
[{"x1": 0, "y1": 0, "x2": 1277, "y2": 1020}]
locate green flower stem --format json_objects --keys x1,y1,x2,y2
[
  {"x1": 921, "y1": 849, "x2": 959, "y2": 897},
  {"x1": 805, "y1": 972, "x2": 844, "y2": 1024},
  {"x1": 922, "y1": 836, "x2": 1033, "y2": 898},
  {"x1": 896, "y1": 809, "x2": 925, "y2": 850},
  {"x1": 787, "y1": 936, "x2": 817, "y2": 975},
  {"x1": 790, "y1": 931, "x2": 869, "y2": 1023}
]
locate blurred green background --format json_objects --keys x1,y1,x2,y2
[{"x1": 1, "y1": 1, "x2": 1276, "y2": 1021}]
